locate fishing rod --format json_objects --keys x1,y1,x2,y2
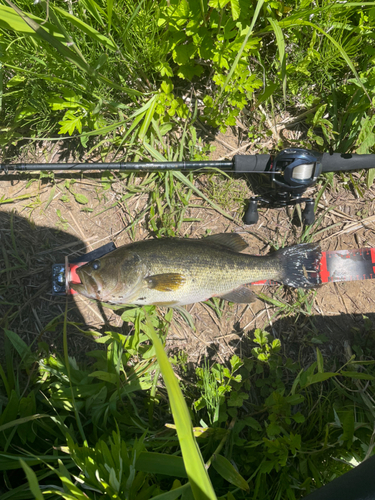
[{"x1": 2, "y1": 148, "x2": 375, "y2": 225}]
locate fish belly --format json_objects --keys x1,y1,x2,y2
[{"x1": 130, "y1": 262, "x2": 273, "y2": 306}]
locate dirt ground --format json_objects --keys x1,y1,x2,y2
[{"x1": 1, "y1": 128, "x2": 375, "y2": 368}]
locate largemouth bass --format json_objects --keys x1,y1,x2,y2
[{"x1": 70, "y1": 233, "x2": 321, "y2": 306}]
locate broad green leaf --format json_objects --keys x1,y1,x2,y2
[
  {"x1": 73, "y1": 193, "x2": 89, "y2": 205},
  {"x1": 88, "y1": 371, "x2": 118, "y2": 384},
  {"x1": 243, "y1": 416, "x2": 262, "y2": 431},
  {"x1": 259, "y1": 460, "x2": 274, "y2": 473},
  {"x1": 209, "y1": 0, "x2": 230, "y2": 8},
  {"x1": 367, "y1": 169, "x2": 375, "y2": 189},
  {"x1": 6, "y1": 75, "x2": 25, "y2": 87},
  {"x1": 228, "y1": 391, "x2": 249, "y2": 407},
  {"x1": 44, "y1": 184, "x2": 56, "y2": 211},
  {"x1": 230, "y1": 0, "x2": 240, "y2": 20},
  {"x1": 292, "y1": 413, "x2": 305, "y2": 423},
  {"x1": 59, "y1": 113, "x2": 82, "y2": 135},
  {"x1": 151, "y1": 483, "x2": 191, "y2": 500},
  {"x1": 145, "y1": 313, "x2": 217, "y2": 500},
  {"x1": 212, "y1": 454, "x2": 249, "y2": 491},
  {"x1": 316, "y1": 347, "x2": 324, "y2": 373},
  {"x1": 256, "y1": 82, "x2": 278, "y2": 104},
  {"x1": 306, "y1": 372, "x2": 337, "y2": 385},
  {"x1": 357, "y1": 115, "x2": 375, "y2": 154},
  {"x1": 342, "y1": 410, "x2": 355, "y2": 444},
  {"x1": 19, "y1": 460, "x2": 44, "y2": 500},
  {"x1": 230, "y1": 355, "x2": 243, "y2": 371},
  {"x1": 4, "y1": 329, "x2": 32, "y2": 360},
  {"x1": 136, "y1": 452, "x2": 187, "y2": 477},
  {"x1": 173, "y1": 44, "x2": 197, "y2": 65}
]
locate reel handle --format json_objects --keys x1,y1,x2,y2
[{"x1": 243, "y1": 199, "x2": 259, "y2": 224}]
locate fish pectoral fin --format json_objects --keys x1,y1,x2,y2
[
  {"x1": 145, "y1": 273, "x2": 186, "y2": 292},
  {"x1": 219, "y1": 286, "x2": 257, "y2": 304},
  {"x1": 203, "y1": 233, "x2": 248, "y2": 252}
]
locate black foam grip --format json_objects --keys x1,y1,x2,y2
[
  {"x1": 321, "y1": 153, "x2": 375, "y2": 173},
  {"x1": 233, "y1": 154, "x2": 271, "y2": 173},
  {"x1": 302, "y1": 455, "x2": 375, "y2": 500}
]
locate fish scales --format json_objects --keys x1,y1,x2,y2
[
  {"x1": 71, "y1": 235, "x2": 321, "y2": 306},
  {"x1": 130, "y1": 239, "x2": 279, "y2": 305}
]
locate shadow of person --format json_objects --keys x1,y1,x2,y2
[{"x1": 0, "y1": 210, "x2": 114, "y2": 360}]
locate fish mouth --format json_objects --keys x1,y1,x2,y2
[{"x1": 72, "y1": 268, "x2": 102, "y2": 300}]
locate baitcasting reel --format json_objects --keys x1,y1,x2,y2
[{"x1": 242, "y1": 148, "x2": 323, "y2": 225}]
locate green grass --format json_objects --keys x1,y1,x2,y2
[
  {"x1": 1, "y1": 0, "x2": 375, "y2": 499},
  {"x1": 1, "y1": 0, "x2": 375, "y2": 157},
  {"x1": 1, "y1": 312, "x2": 375, "y2": 499}
]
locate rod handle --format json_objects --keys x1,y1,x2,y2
[
  {"x1": 321, "y1": 153, "x2": 375, "y2": 172},
  {"x1": 234, "y1": 154, "x2": 271, "y2": 173}
]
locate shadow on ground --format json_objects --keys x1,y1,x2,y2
[{"x1": 0, "y1": 210, "x2": 105, "y2": 360}]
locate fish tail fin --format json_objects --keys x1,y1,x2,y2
[{"x1": 274, "y1": 243, "x2": 321, "y2": 288}]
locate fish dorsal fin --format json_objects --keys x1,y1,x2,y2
[
  {"x1": 219, "y1": 286, "x2": 257, "y2": 303},
  {"x1": 146, "y1": 273, "x2": 186, "y2": 292},
  {"x1": 203, "y1": 233, "x2": 248, "y2": 252}
]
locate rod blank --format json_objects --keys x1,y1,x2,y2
[{"x1": 0, "y1": 160, "x2": 234, "y2": 172}]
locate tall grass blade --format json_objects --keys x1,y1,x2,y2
[
  {"x1": 121, "y1": 0, "x2": 145, "y2": 39},
  {"x1": 19, "y1": 460, "x2": 44, "y2": 500},
  {"x1": 4, "y1": 0, "x2": 94, "y2": 75},
  {"x1": 3, "y1": 0, "x2": 141, "y2": 97},
  {"x1": 107, "y1": 0, "x2": 114, "y2": 33},
  {"x1": 278, "y1": 18, "x2": 372, "y2": 103},
  {"x1": 63, "y1": 298, "x2": 86, "y2": 442},
  {"x1": 145, "y1": 312, "x2": 217, "y2": 500},
  {"x1": 267, "y1": 18, "x2": 286, "y2": 106},
  {"x1": 0, "y1": 415, "x2": 49, "y2": 433},
  {"x1": 0, "y1": 5, "x2": 64, "y2": 37},
  {"x1": 80, "y1": 0, "x2": 106, "y2": 26},
  {"x1": 0, "y1": 43, "x2": 3, "y2": 113},
  {"x1": 139, "y1": 95, "x2": 158, "y2": 141},
  {"x1": 53, "y1": 6, "x2": 116, "y2": 50},
  {"x1": 143, "y1": 143, "x2": 235, "y2": 220}
]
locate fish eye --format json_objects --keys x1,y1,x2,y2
[{"x1": 92, "y1": 260, "x2": 100, "y2": 270}]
